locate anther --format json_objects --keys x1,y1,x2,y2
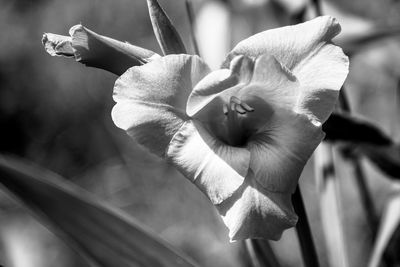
[
  {"x1": 224, "y1": 96, "x2": 255, "y2": 115},
  {"x1": 235, "y1": 104, "x2": 246, "y2": 114},
  {"x1": 241, "y1": 102, "x2": 255, "y2": 112}
]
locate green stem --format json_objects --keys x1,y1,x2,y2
[
  {"x1": 292, "y1": 186, "x2": 320, "y2": 267},
  {"x1": 245, "y1": 240, "x2": 281, "y2": 267}
]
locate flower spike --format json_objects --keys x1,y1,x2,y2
[{"x1": 147, "y1": 0, "x2": 187, "y2": 55}]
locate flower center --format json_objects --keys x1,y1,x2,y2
[{"x1": 222, "y1": 96, "x2": 254, "y2": 146}]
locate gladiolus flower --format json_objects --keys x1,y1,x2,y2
[{"x1": 112, "y1": 16, "x2": 349, "y2": 241}]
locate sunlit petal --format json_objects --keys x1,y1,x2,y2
[
  {"x1": 217, "y1": 173, "x2": 298, "y2": 241},
  {"x1": 167, "y1": 120, "x2": 250, "y2": 205},
  {"x1": 236, "y1": 55, "x2": 299, "y2": 118},
  {"x1": 112, "y1": 55, "x2": 210, "y2": 156},
  {"x1": 225, "y1": 16, "x2": 349, "y2": 123},
  {"x1": 187, "y1": 55, "x2": 254, "y2": 117}
]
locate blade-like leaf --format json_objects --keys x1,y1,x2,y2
[
  {"x1": 146, "y1": 0, "x2": 187, "y2": 55},
  {"x1": 356, "y1": 144, "x2": 400, "y2": 179},
  {"x1": 323, "y1": 113, "x2": 393, "y2": 146},
  {"x1": 323, "y1": 113, "x2": 400, "y2": 179},
  {"x1": 0, "y1": 156, "x2": 198, "y2": 267},
  {"x1": 368, "y1": 193, "x2": 400, "y2": 267}
]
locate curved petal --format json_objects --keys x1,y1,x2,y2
[
  {"x1": 236, "y1": 55, "x2": 300, "y2": 114},
  {"x1": 225, "y1": 16, "x2": 341, "y2": 69},
  {"x1": 186, "y1": 55, "x2": 254, "y2": 117},
  {"x1": 225, "y1": 16, "x2": 349, "y2": 123},
  {"x1": 187, "y1": 55, "x2": 301, "y2": 146},
  {"x1": 112, "y1": 55, "x2": 211, "y2": 156},
  {"x1": 294, "y1": 44, "x2": 349, "y2": 123},
  {"x1": 186, "y1": 55, "x2": 301, "y2": 128},
  {"x1": 112, "y1": 102, "x2": 185, "y2": 156},
  {"x1": 167, "y1": 120, "x2": 250, "y2": 205},
  {"x1": 247, "y1": 109, "x2": 324, "y2": 193},
  {"x1": 217, "y1": 172, "x2": 298, "y2": 241}
]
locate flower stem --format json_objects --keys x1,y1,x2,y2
[
  {"x1": 292, "y1": 186, "x2": 320, "y2": 267},
  {"x1": 245, "y1": 240, "x2": 281, "y2": 267}
]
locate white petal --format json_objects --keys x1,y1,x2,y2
[
  {"x1": 167, "y1": 120, "x2": 250, "y2": 205},
  {"x1": 114, "y1": 54, "x2": 210, "y2": 111},
  {"x1": 217, "y1": 173, "x2": 298, "y2": 241},
  {"x1": 225, "y1": 16, "x2": 349, "y2": 123},
  {"x1": 237, "y1": 55, "x2": 300, "y2": 112},
  {"x1": 247, "y1": 109, "x2": 324, "y2": 193},
  {"x1": 187, "y1": 55, "x2": 254, "y2": 117},
  {"x1": 294, "y1": 44, "x2": 349, "y2": 123},
  {"x1": 112, "y1": 55, "x2": 210, "y2": 156},
  {"x1": 112, "y1": 101, "x2": 185, "y2": 156}
]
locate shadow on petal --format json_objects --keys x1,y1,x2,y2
[
  {"x1": 216, "y1": 171, "x2": 298, "y2": 241},
  {"x1": 167, "y1": 120, "x2": 250, "y2": 205}
]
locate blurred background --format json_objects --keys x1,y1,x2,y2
[{"x1": 1, "y1": 0, "x2": 400, "y2": 266}]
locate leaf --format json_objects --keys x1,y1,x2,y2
[
  {"x1": 356, "y1": 144, "x2": 400, "y2": 179},
  {"x1": 323, "y1": 113, "x2": 393, "y2": 146},
  {"x1": 0, "y1": 155, "x2": 198, "y2": 267},
  {"x1": 146, "y1": 0, "x2": 187, "y2": 55},
  {"x1": 368, "y1": 193, "x2": 400, "y2": 267},
  {"x1": 323, "y1": 113, "x2": 400, "y2": 179}
]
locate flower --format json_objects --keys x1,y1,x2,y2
[{"x1": 112, "y1": 15, "x2": 349, "y2": 241}]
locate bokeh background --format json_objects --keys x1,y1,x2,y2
[{"x1": 1, "y1": 0, "x2": 400, "y2": 266}]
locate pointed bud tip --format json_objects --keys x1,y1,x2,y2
[{"x1": 42, "y1": 33, "x2": 74, "y2": 57}]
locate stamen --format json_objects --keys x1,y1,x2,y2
[
  {"x1": 221, "y1": 96, "x2": 255, "y2": 146},
  {"x1": 241, "y1": 102, "x2": 254, "y2": 112},
  {"x1": 223, "y1": 96, "x2": 255, "y2": 116},
  {"x1": 235, "y1": 104, "x2": 246, "y2": 114}
]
